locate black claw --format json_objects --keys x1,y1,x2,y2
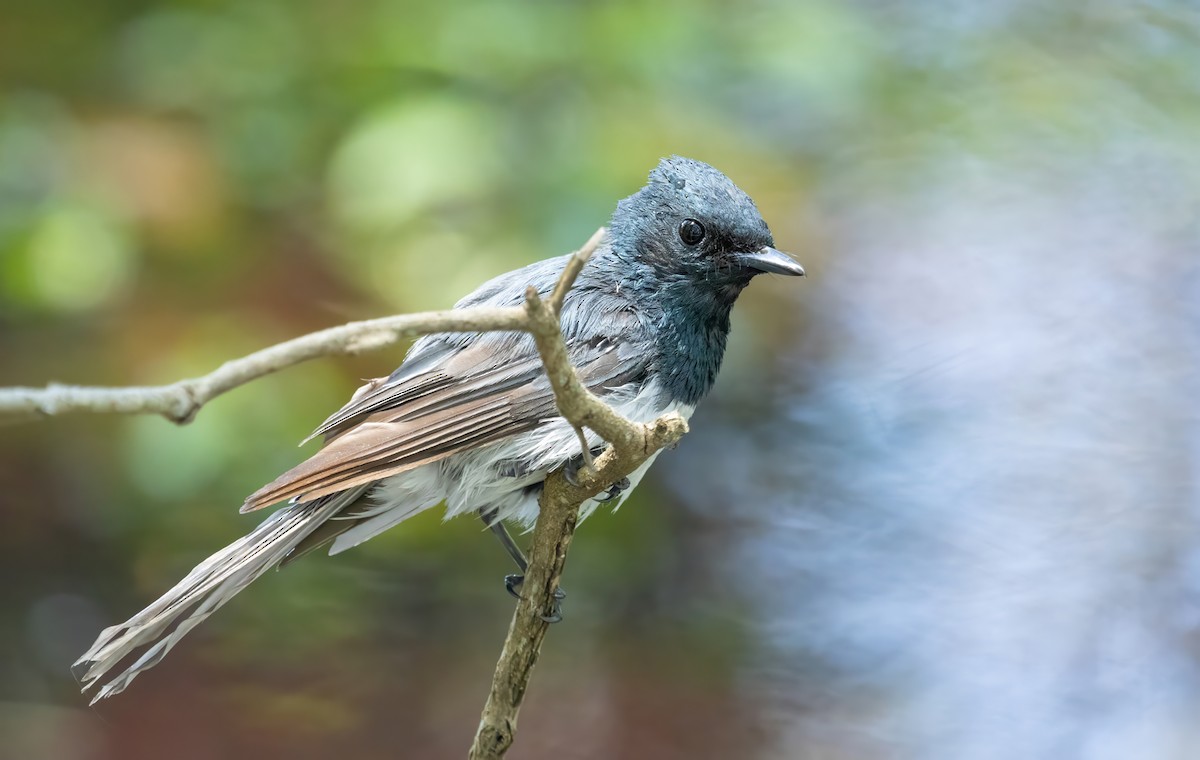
[
  {"x1": 503, "y1": 574, "x2": 566, "y2": 622},
  {"x1": 593, "y1": 476, "x2": 631, "y2": 503},
  {"x1": 543, "y1": 586, "x2": 566, "y2": 624},
  {"x1": 504, "y1": 574, "x2": 524, "y2": 600},
  {"x1": 504, "y1": 574, "x2": 567, "y2": 602}
]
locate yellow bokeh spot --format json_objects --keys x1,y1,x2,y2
[
  {"x1": 327, "y1": 96, "x2": 499, "y2": 232},
  {"x1": 27, "y1": 207, "x2": 135, "y2": 312}
]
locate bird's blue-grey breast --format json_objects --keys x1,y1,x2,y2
[{"x1": 72, "y1": 155, "x2": 804, "y2": 702}]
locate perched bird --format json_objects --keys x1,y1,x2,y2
[{"x1": 74, "y1": 156, "x2": 805, "y2": 702}]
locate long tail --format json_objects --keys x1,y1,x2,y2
[{"x1": 73, "y1": 485, "x2": 371, "y2": 703}]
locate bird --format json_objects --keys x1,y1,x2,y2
[{"x1": 73, "y1": 155, "x2": 805, "y2": 702}]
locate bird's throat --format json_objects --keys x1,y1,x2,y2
[{"x1": 653, "y1": 284, "x2": 736, "y2": 407}]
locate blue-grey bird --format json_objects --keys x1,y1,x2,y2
[{"x1": 74, "y1": 156, "x2": 805, "y2": 702}]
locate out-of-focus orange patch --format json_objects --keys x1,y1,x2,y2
[{"x1": 79, "y1": 116, "x2": 228, "y2": 255}]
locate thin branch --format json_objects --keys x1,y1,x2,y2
[
  {"x1": 522, "y1": 287, "x2": 651, "y2": 451},
  {"x1": 467, "y1": 287, "x2": 688, "y2": 760},
  {"x1": 0, "y1": 230, "x2": 610, "y2": 425},
  {"x1": 547, "y1": 226, "x2": 606, "y2": 316},
  {"x1": 467, "y1": 413, "x2": 687, "y2": 759},
  {"x1": 536, "y1": 225, "x2": 607, "y2": 473},
  {"x1": 0, "y1": 309, "x2": 528, "y2": 424}
]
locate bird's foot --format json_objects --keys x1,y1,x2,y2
[
  {"x1": 564, "y1": 447, "x2": 630, "y2": 501},
  {"x1": 593, "y1": 476, "x2": 630, "y2": 502},
  {"x1": 504, "y1": 574, "x2": 567, "y2": 623},
  {"x1": 563, "y1": 446, "x2": 604, "y2": 486}
]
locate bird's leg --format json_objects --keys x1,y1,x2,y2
[
  {"x1": 479, "y1": 509, "x2": 565, "y2": 623},
  {"x1": 480, "y1": 509, "x2": 528, "y2": 575},
  {"x1": 564, "y1": 446, "x2": 631, "y2": 502}
]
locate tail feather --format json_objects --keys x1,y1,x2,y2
[
  {"x1": 74, "y1": 485, "x2": 371, "y2": 703},
  {"x1": 329, "y1": 499, "x2": 437, "y2": 556}
]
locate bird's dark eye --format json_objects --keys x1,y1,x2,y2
[{"x1": 679, "y1": 218, "x2": 705, "y2": 246}]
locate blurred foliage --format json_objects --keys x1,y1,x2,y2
[{"x1": 2, "y1": 1, "x2": 1200, "y2": 759}]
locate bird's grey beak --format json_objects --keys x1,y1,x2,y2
[{"x1": 739, "y1": 246, "x2": 806, "y2": 277}]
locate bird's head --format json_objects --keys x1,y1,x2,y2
[{"x1": 609, "y1": 156, "x2": 804, "y2": 295}]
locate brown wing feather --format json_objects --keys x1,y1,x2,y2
[
  {"x1": 305, "y1": 340, "x2": 540, "y2": 444},
  {"x1": 241, "y1": 335, "x2": 644, "y2": 513},
  {"x1": 240, "y1": 397, "x2": 544, "y2": 511}
]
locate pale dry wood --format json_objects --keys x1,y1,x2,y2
[
  {"x1": 0, "y1": 308, "x2": 530, "y2": 424},
  {"x1": 547, "y1": 226, "x2": 605, "y2": 317},
  {"x1": 0, "y1": 229, "x2": 609, "y2": 426},
  {"x1": 466, "y1": 412, "x2": 687, "y2": 760}
]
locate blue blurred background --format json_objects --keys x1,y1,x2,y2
[{"x1": 2, "y1": 1, "x2": 1199, "y2": 758}]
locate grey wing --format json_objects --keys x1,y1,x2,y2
[
  {"x1": 303, "y1": 253, "x2": 576, "y2": 444},
  {"x1": 242, "y1": 308, "x2": 648, "y2": 512}
]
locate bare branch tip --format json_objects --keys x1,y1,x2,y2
[{"x1": 548, "y1": 226, "x2": 606, "y2": 315}]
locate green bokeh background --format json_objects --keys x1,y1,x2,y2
[{"x1": 3, "y1": 2, "x2": 1199, "y2": 759}]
